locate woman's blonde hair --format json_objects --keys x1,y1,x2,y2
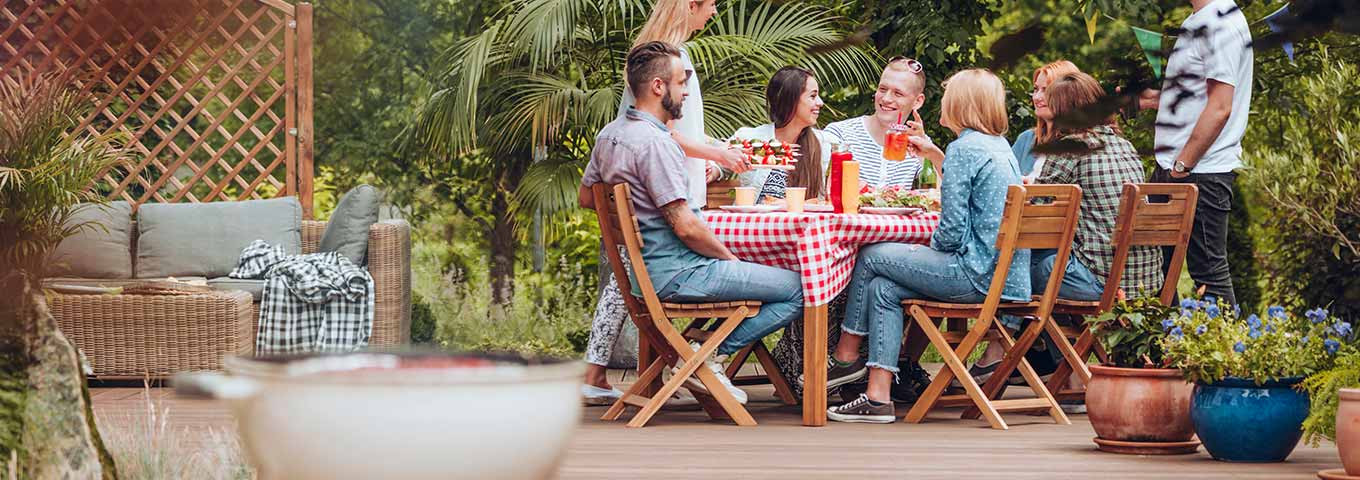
[
  {"x1": 1046, "y1": 71, "x2": 1122, "y2": 137},
  {"x1": 940, "y1": 69, "x2": 1008, "y2": 137},
  {"x1": 633, "y1": 0, "x2": 698, "y2": 48},
  {"x1": 1032, "y1": 60, "x2": 1082, "y2": 144}
]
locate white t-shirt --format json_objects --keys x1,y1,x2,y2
[
  {"x1": 1154, "y1": 0, "x2": 1253, "y2": 174},
  {"x1": 618, "y1": 47, "x2": 708, "y2": 207},
  {"x1": 822, "y1": 116, "x2": 925, "y2": 188}
]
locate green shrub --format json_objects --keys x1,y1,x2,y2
[
  {"x1": 1243, "y1": 51, "x2": 1360, "y2": 321},
  {"x1": 409, "y1": 294, "x2": 437, "y2": 344},
  {"x1": 1301, "y1": 345, "x2": 1360, "y2": 446}
]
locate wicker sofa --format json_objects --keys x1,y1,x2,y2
[{"x1": 45, "y1": 200, "x2": 411, "y2": 379}]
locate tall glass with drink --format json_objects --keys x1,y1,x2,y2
[{"x1": 883, "y1": 124, "x2": 910, "y2": 161}]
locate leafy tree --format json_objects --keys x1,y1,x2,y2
[{"x1": 404, "y1": 0, "x2": 880, "y2": 306}]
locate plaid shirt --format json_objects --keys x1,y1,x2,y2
[
  {"x1": 230, "y1": 240, "x2": 374, "y2": 354},
  {"x1": 1036, "y1": 126, "x2": 1164, "y2": 294}
]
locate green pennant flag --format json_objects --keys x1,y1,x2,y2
[
  {"x1": 1085, "y1": 12, "x2": 1099, "y2": 45},
  {"x1": 1131, "y1": 26, "x2": 1165, "y2": 79}
]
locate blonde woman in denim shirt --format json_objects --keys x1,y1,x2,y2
[{"x1": 822, "y1": 69, "x2": 1030, "y2": 423}]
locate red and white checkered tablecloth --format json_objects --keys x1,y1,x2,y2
[{"x1": 702, "y1": 211, "x2": 940, "y2": 306}]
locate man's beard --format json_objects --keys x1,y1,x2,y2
[{"x1": 661, "y1": 85, "x2": 684, "y2": 121}]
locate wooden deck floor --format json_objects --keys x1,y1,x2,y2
[{"x1": 89, "y1": 367, "x2": 1342, "y2": 480}]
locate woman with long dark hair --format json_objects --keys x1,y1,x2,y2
[{"x1": 731, "y1": 66, "x2": 830, "y2": 202}]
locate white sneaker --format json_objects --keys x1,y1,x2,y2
[
  {"x1": 674, "y1": 342, "x2": 748, "y2": 405},
  {"x1": 581, "y1": 384, "x2": 623, "y2": 406}
]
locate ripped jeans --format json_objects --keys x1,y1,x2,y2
[{"x1": 841, "y1": 242, "x2": 985, "y2": 372}]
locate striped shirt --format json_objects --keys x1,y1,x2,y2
[{"x1": 823, "y1": 116, "x2": 924, "y2": 188}]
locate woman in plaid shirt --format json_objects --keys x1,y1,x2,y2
[{"x1": 1030, "y1": 72, "x2": 1164, "y2": 300}]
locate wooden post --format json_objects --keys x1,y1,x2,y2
[{"x1": 296, "y1": 3, "x2": 315, "y2": 219}]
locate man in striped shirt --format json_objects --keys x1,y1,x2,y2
[{"x1": 824, "y1": 57, "x2": 933, "y2": 189}]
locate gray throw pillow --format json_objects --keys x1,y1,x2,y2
[
  {"x1": 48, "y1": 201, "x2": 134, "y2": 278},
  {"x1": 136, "y1": 197, "x2": 302, "y2": 278},
  {"x1": 319, "y1": 184, "x2": 381, "y2": 265}
]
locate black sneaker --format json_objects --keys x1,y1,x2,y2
[
  {"x1": 827, "y1": 393, "x2": 896, "y2": 424},
  {"x1": 837, "y1": 361, "x2": 931, "y2": 404},
  {"x1": 799, "y1": 356, "x2": 868, "y2": 391}
]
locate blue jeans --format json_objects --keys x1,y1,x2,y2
[
  {"x1": 842, "y1": 243, "x2": 985, "y2": 372},
  {"x1": 1001, "y1": 249, "x2": 1105, "y2": 330},
  {"x1": 656, "y1": 260, "x2": 803, "y2": 355}
]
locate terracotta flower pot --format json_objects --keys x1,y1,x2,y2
[
  {"x1": 1086, "y1": 365, "x2": 1198, "y2": 454},
  {"x1": 1339, "y1": 388, "x2": 1360, "y2": 475}
]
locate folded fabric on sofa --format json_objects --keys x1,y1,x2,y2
[{"x1": 229, "y1": 239, "x2": 373, "y2": 354}]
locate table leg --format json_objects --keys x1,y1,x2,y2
[{"x1": 802, "y1": 303, "x2": 828, "y2": 426}]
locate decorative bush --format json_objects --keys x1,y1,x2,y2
[
  {"x1": 1301, "y1": 345, "x2": 1360, "y2": 445},
  {"x1": 1162, "y1": 300, "x2": 1347, "y2": 384},
  {"x1": 1085, "y1": 290, "x2": 1179, "y2": 368}
]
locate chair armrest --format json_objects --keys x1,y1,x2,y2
[{"x1": 367, "y1": 219, "x2": 411, "y2": 347}]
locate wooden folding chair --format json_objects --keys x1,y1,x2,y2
[
  {"x1": 1038, "y1": 183, "x2": 1200, "y2": 402},
  {"x1": 902, "y1": 184, "x2": 1082, "y2": 430},
  {"x1": 680, "y1": 318, "x2": 797, "y2": 405},
  {"x1": 591, "y1": 183, "x2": 760, "y2": 427}
]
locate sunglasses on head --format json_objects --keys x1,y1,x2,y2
[{"x1": 887, "y1": 56, "x2": 924, "y2": 74}]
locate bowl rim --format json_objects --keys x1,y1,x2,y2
[{"x1": 223, "y1": 351, "x2": 586, "y2": 386}]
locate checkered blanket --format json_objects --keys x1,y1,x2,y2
[
  {"x1": 230, "y1": 240, "x2": 374, "y2": 354},
  {"x1": 702, "y1": 211, "x2": 939, "y2": 306}
]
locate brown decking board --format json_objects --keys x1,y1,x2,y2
[{"x1": 89, "y1": 366, "x2": 1340, "y2": 479}]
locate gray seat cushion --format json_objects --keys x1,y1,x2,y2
[
  {"x1": 135, "y1": 197, "x2": 302, "y2": 278},
  {"x1": 48, "y1": 201, "x2": 134, "y2": 279},
  {"x1": 42, "y1": 277, "x2": 208, "y2": 292},
  {"x1": 207, "y1": 277, "x2": 264, "y2": 301},
  {"x1": 319, "y1": 184, "x2": 380, "y2": 265}
]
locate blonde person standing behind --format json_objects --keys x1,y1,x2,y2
[{"x1": 581, "y1": 0, "x2": 749, "y2": 406}]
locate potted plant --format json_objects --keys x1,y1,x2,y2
[
  {"x1": 1163, "y1": 302, "x2": 1344, "y2": 462},
  {"x1": 1084, "y1": 291, "x2": 1199, "y2": 455},
  {"x1": 1302, "y1": 342, "x2": 1360, "y2": 476}
]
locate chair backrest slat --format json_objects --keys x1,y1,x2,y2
[
  {"x1": 592, "y1": 183, "x2": 682, "y2": 365},
  {"x1": 982, "y1": 184, "x2": 1082, "y2": 318},
  {"x1": 1096, "y1": 183, "x2": 1200, "y2": 309}
]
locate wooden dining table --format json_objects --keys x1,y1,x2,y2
[{"x1": 702, "y1": 208, "x2": 940, "y2": 426}]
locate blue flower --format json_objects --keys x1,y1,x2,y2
[
  {"x1": 1206, "y1": 304, "x2": 1221, "y2": 318},
  {"x1": 1233, "y1": 304, "x2": 1241, "y2": 317},
  {"x1": 1234, "y1": 342, "x2": 1247, "y2": 353},
  {"x1": 1326, "y1": 339, "x2": 1341, "y2": 355},
  {"x1": 1338, "y1": 322, "x2": 1354, "y2": 337},
  {"x1": 1180, "y1": 308, "x2": 1192, "y2": 317},
  {"x1": 1170, "y1": 327, "x2": 1184, "y2": 339},
  {"x1": 1303, "y1": 335, "x2": 1312, "y2": 344},
  {"x1": 1161, "y1": 317, "x2": 1177, "y2": 331},
  {"x1": 1265, "y1": 323, "x2": 1277, "y2": 333},
  {"x1": 1195, "y1": 324, "x2": 1208, "y2": 335},
  {"x1": 1181, "y1": 298, "x2": 1199, "y2": 310},
  {"x1": 1246, "y1": 314, "x2": 1262, "y2": 329},
  {"x1": 1248, "y1": 326, "x2": 1262, "y2": 339},
  {"x1": 1306, "y1": 308, "x2": 1329, "y2": 324},
  {"x1": 1268, "y1": 305, "x2": 1287, "y2": 319}
]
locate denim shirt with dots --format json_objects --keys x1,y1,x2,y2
[{"x1": 931, "y1": 129, "x2": 1031, "y2": 301}]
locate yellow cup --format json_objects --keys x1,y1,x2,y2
[
  {"x1": 785, "y1": 187, "x2": 806, "y2": 213},
  {"x1": 734, "y1": 187, "x2": 757, "y2": 206}
]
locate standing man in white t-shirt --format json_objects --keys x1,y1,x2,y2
[{"x1": 1136, "y1": 0, "x2": 1253, "y2": 305}]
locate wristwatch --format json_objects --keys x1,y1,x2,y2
[{"x1": 1172, "y1": 160, "x2": 1191, "y2": 174}]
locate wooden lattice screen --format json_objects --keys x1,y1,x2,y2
[{"x1": 0, "y1": 0, "x2": 315, "y2": 217}]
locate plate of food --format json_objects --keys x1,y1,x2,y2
[
  {"x1": 730, "y1": 138, "x2": 798, "y2": 170},
  {"x1": 860, "y1": 206, "x2": 924, "y2": 216},
  {"x1": 859, "y1": 185, "x2": 934, "y2": 214},
  {"x1": 719, "y1": 204, "x2": 782, "y2": 214}
]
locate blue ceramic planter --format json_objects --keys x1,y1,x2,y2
[{"x1": 1190, "y1": 377, "x2": 1310, "y2": 462}]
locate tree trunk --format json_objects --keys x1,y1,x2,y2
[
  {"x1": 0, "y1": 272, "x2": 117, "y2": 479},
  {"x1": 488, "y1": 187, "x2": 516, "y2": 307}
]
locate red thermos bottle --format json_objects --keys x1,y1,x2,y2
[{"x1": 829, "y1": 143, "x2": 853, "y2": 213}]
